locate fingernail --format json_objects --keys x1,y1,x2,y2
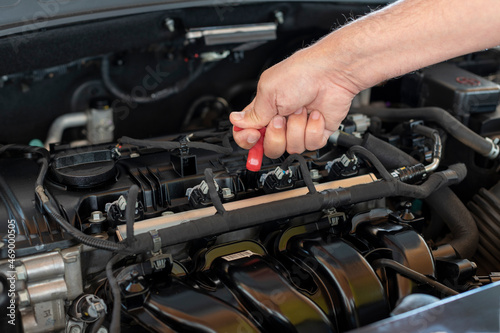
[
  {"x1": 231, "y1": 111, "x2": 245, "y2": 121},
  {"x1": 273, "y1": 116, "x2": 284, "y2": 129},
  {"x1": 311, "y1": 111, "x2": 320, "y2": 120},
  {"x1": 247, "y1": 133, "x2": 259, "y2": 144},
  {"x1": 294, "y1": 108, "x2": 303, "y2": 115}
]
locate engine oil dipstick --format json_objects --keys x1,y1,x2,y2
[{"x1": 233, "y1": 126, "x2": 266, "y2": 172}]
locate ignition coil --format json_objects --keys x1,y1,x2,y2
[
  {"x1": 326, "y1": 154, "x2": 359, "y2": 179},
  {"x1": 261, "y1": 166, "x2": 295, "y2": 193},
  {"x1": 187, "y1": 180, "x2": 223, "y2": 208}
]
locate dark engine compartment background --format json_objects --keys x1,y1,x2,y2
[{"x1": 1, "y1": 1, "x2": 500, "y2": 333}]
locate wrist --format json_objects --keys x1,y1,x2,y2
[{"x1": 302, "y1": 26, "x2": 376, "y2": 96}]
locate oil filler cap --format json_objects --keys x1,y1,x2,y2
[{"x1": 51, "y1": 149, "x2": 116, "y2": 188}]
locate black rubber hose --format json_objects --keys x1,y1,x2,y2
[
  {"x1": 101, "y1": 55, "x2": 206, "y2": 104},
  {"x1": 361, "y1": 134, "x2": 420, "y2": 169},
  {"x1": 281, "y1": 154, "x2": 317, "y2": 194},
  {"x1": 427, "y1": 188, "x2": 478, "y2": 258},
  {"x1": 354, "y1": 107, "x2": 497, "y2": 158},
  {"x1": 347, "y1": 164, "x2": 465, "y2": 201},
  {"x1": 333, "y1": 131, "x2": 363, "y2": 148},
  {"x1": 371, "y1": 259, "x2": 459, "y2": 296},
  {"x1": 340, "y1": 133, "x2": 478, "y2": 259},
  {"x1": 106, "y1": 254, "x2": 126, "y2": 333},
  {"x1": 119, "y1": 136, "x2": 233, "y2": 155},
  {"x1": 126, "y1": 185, "x2": 139, "y2": 247},
  {"x1": 127, "y1": 166, "x2": 464, "y2": 254}
]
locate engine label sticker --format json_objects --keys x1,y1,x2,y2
[{"x1": 221, "y1": 250, "x2": 256, "y2": 261}]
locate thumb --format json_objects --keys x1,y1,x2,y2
[{"x1": 230, "y1": 98, "x2": 276, "y2": 129}]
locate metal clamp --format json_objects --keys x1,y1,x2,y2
[
  {"x1": 149, "y1": 229, "x2": 162, "y2": 255},
  {"x1": 179, "y1": 137, "x2": 190, "y2": 155},
  {"x1": 323, "y1": 208, "x2": 346, "y2": 227},
  {"x1": 485, "y1": 137, "x2": 500, "y2": 159}
]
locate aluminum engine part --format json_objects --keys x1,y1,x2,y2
[{"x1": 4, "y1": 246, "x2": 84, "y2": 333}]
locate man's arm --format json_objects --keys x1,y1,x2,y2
[{"x1": 230, "y1": 0, "x2": 500, "y2": 158}]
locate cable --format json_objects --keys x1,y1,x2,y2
[
  {"x1": 280, "y1": 154, "x2": 317, "y2": 194},
  {"x1": 1, "y1": 145, "x2": 119, "y2": 251},
  {"x1": 42, "y1": 200, "x2": 124, "y2": 252},
  {"x1": 371, "y1": 258, "x2": 459, "y2": 296},
  {"x1": 106, "y1": 254, "x2": 127, "y2": 333},
  {"x1": 119, "y1": 135, "x2": 233, "y2": 155},
  {"x1": 101, "y1": 55, "x2": 206, "y2": 104},
  {"x1": 347, "y1": 145, "x2": 393, "y2": 181},
  {"x1": 126, "y1": 185, "x2": 139, "y2": 247},
  {"x1": 204, "y1": 168, "x2": 226, "y2": 215},
  {"x1": 0, "y1": 145, "x2": 128, "y2": 252},
  {"x1": 0, "y1": 144, "x2": 149, "y2": 253}
]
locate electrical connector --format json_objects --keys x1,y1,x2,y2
[{"x1": 326, "y1": 154, "x2": 359, "y2": 179}]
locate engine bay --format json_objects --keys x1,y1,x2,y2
[{"x1": 1, "y1": 1, "x2": 500, "y2": 333}]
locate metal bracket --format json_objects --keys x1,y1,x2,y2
[
  {"x1": 323, "y1": 208, "x2": 346, "y2": 227},
  {"x1": 148, "y1": 229, "x2": 173, "y2": 271},
  {"x1": 149, "y1": 229, "x2": 162, "y2": 255}
]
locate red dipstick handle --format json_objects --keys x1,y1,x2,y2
[{"x1": 233, "y1": 126, "x2": 266, "y2": 172}]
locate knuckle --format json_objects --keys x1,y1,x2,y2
[{"x1": 287, "y1": 146, "x2": 305, "y2": 154}]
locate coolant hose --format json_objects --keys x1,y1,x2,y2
[
  {"x1": 339, "y1": 133, "x2": 478, "y2": 259},
  {"x1": 354, "y1": 107, "x2": 499, "y2": 159}
]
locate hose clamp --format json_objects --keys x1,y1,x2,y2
[{"x1": 485, "y1": 138, "x2": 500, "y2": 159}]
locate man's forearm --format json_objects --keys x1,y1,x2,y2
[{"x1": 313, "y1": 0, "x2": 500, "y2": 92}]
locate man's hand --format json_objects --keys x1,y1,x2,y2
[
  {"x1": 230, "y1": 0, "x2": 500, "y2": 159},
  {"x1": 230, "y1": 47, "x2": 359, "y2": 158}
]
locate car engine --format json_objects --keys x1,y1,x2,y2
[{"x1": 1, "y1": 1, "x2": 500, "y2": 333}]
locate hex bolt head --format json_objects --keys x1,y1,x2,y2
[
  {"x1": 69, "y1": 326, "x2": 82, "y2": 333},
  {"x1": 222, "y1": 187, "x2": 234, "y2": 199},
  {"x1": 18, "y1": 290, "x2": 30, "y2": 307},
  {"x1": 15, "y1": 265, "x2": 27, "y2": 281},
  {"x1": 89, "y1": 211, "x2": 105, "y2": 223},
  {"x1": 309, "y1": 169, "x2": 322, "y2": 181}
]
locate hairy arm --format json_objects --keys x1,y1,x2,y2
[
  {"x1": 330, "y1": 0, "x2": 500, "y2": 91},
  {"x1": 230, "y1": 0, "x2": 500, "y2": 158}
]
